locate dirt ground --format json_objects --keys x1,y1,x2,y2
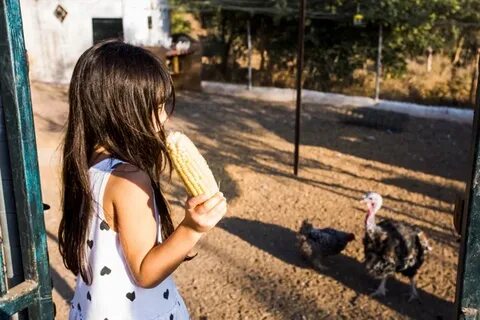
[{"x1": 31, "y1": 82, "x2": 470, "y2": 319}]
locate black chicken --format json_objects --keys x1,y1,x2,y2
[
  {"x1": 297, "y1": 220, "x2": 355, "y2": 269},
  {"x1": 362, "y1": 192, "x2": 432, "y2": 301}
]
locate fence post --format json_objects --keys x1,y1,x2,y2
[
  {"x1": 247, "y1": 17, "x2": 252, "y2": 90},
  {"x1": 293, "y1": 0, "x2": 306, "y2": 176},
  {"x1": 374, "y1": 24, "x2": 383, "y2": 102}
]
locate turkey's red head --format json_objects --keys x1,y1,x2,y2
[{"x1": 361, "y1": 192, "x2": 383, "y2": 214}]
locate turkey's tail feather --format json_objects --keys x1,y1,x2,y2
[{"x1": 417, "y1": 231, "x2": 432, "y2": 252}]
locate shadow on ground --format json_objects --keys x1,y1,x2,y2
[
  {"x1": 219, "y1": 216, "x2": 454, "y2": 319},
  {"x1": 47, "y1": 231, "x2": 74, "y2": 302},
  {"x1": 200, "y1": 240, "x2": 329, "y2": 320},
  {"x1": 174, "y1": 91, "x2": 470, "y2": 194},
  {"x1": 35, "y1": 90, "x2": 469, "y2": 211},
  {"x1": 171, "y1": 92, "x2": 462, "y2": 246}
]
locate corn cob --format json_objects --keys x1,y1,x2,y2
[{"x1": 166, "y1": 131, "x2": 219, "y2": 198}]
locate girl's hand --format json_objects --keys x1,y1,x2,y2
[{"x1": 181, "y1": 192, "x2": 227, "y2": 234}]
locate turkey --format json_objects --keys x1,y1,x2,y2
[
  {"x1": 362, "y1": 192, "x2": 432, "y2": 301},
  {"x1": 297, "y1": 220, "x2": 355, "y2": 269}
]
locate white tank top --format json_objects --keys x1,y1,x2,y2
[{"x1": 69, "y1": 157, "x2": 190, "y2": 320}]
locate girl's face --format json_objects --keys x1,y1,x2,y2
[
  {"x1": 154, "y1": 104, "x2": 169, "y2": 132},
  {"x1": 158, "y1": 105, "x2": 168, "y2": 124}
]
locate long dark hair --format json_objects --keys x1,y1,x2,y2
[{"x1": 58, "y1": 40, "x2": 175, "y2": 283}]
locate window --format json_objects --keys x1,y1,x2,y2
[{"x1": 92, "y1": 18, "x2": 124, "y2": 44}]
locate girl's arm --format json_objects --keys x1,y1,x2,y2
[{"x1": 109, "y1": 165, "x2": 227, "y2": 288}]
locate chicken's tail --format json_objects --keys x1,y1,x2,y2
[
  {"x1": 299, "y1": 219, "x2": 313, "y2": 235},
  {"x1": 297, "y1": 233, "x2": 314, "y2": 260}
]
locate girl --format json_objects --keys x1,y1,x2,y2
[{"x1": 58, "y1": 40, "x2": 227, "y2": 320}]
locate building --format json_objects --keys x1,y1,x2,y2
[{"x1": 20, "y1": 0, "x2": 171, "y2": 83}]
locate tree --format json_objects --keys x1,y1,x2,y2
[{"x1": 169, "y1": 0, "x2": 480, "y2": 96}]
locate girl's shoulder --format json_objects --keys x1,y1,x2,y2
[
  {"x1": 103, "y1": 162, "x2": 157, "y2": 233},
  {"x1": 107, "y1": 163, "x2": 153, "y2": 201}
]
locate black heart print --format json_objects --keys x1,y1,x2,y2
[
  {"x1": 87, "y1": 240, "x2": 93, "y2": 249},
  {"x1": 163, "y1": 289, "x2": 169, "y2": 300},
  {"x1": 170, "y1": 314, "x2": 174, "y2": 320},
  {"x1": 77, "y1": 303, "x2": 81, "y2": 311},
  {"x1": 87, "y1": 291, "x2": 91, "y2": 301},
  {"x1": 126, "y1": 291, "x2": 136, "y2": 301},
  {"x1": 100, "y1": 220, "x2": 110, "y2": 231},
  {"x1": 100, "y1": 266, "x2": 111, "y2": 276}
]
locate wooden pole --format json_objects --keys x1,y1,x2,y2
[
  {"x1": 427, "y1": 46, "x2": 433, "y2": 73},
  {"x1": 469, "y1": 48, "x2": 480, "y2": 106},
  {"x1": 294, "y1": 0, "x2": 306, "y2": 176},
  {"x1": 247, "y1": 17, "x2": 252, "y2": 90},
  {"x1": 374, "y1": 24, "x2": 383, "y2": 102}
]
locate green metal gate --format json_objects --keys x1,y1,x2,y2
[
  {"x1": 0, "y1": 0, "x2": 54, "y2": 319},
  {"x1": 456, "y1": 72, "x2": 480, "y2": 319}
]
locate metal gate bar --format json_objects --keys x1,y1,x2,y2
[
  {"x1": 455, "y1": 54, "x2": 480, "y2": 320},
  {"x1": 0, "y1": 0, "x2": 54, "y2": 318}
]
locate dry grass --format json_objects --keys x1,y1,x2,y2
[
  {"x1": 204, "y1": 54, "x2": 476, "y2": 108},
  {"x1": 343, "y1": 56, "x2": 475, "y2": 107}
]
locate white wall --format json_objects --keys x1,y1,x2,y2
[{"x1": 21, "y1": 0, "x2": 170, "y2": 83}]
